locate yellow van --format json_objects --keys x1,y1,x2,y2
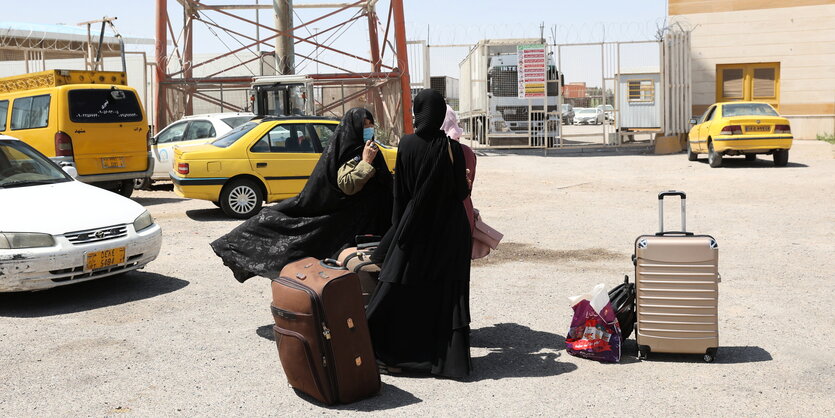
[{"x1": 0, "y1": 70, "x2": 151, "y2": 196}]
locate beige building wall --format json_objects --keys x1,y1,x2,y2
[{"x1": 669, "y1": 1, "x2": 835, "y2": 139}]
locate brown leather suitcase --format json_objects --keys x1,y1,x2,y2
[
  {"x1": 634, "y1": 191, "x2": 720, "y2": 362},
  {"x1": 336, "y1": 245, "x2": 380, "y2": 307},
  {"x1": 270, "y1": 257, "x2": 380, "y2": 405}
]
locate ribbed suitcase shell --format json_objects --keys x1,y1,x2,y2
[
  {"x1": 634, "y1": 191, "x2": 719, "y2": 362},
  {"x1": 270, "y1": 257, "x2": 380, "y2": 405},
  {"x1": 634, "y1": 234, "x2": 719, "y2": 356}
]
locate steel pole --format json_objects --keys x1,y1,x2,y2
[
  {"x1": 391, "y1": 0, "x2": 413, "y2": 134},
  {"x1": 154, "y1": 0, "x2": 168, "y2": 131},
  {"x1": 274, "y1": 0, "x2": 295, "y2": 74},
  {"x1": 184, "y1": 4, "x2": 194, "y2": 115}
]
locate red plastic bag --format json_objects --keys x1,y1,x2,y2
[{"x1": 565, "y1": 283, "x2": 622, "y2": 363}]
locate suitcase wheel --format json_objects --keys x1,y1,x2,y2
[
  {"x1": 704, "y1": 347, "x2": 718, "y2": 363},
  {"x1": 637, "y1": 345, "x2": 650, "y2": 361}
]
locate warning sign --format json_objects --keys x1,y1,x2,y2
[{"x1": 517, "y1": 44, "x2": 547, "y2": 98}]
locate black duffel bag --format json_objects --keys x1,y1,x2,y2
[{"x1": 608, "y1": 275, "x2": 636, "y2": 343}]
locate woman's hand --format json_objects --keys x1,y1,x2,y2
[
  {"x1": 362, "y1": 140, "x2": 378, "y2": 164},
  {"x1": 465, "y1": 169, "x2": 472, "y2": 189}
]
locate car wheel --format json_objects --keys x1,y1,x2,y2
[
  {"x1": 687, "y1": 142, "x2": 698, "y2": 161},
  {"x1": 134, "y1": 177, "x2": 152, "y2": 190},
  {"x1": 708, "y1": 141, "x2": 723, "y2": 168},
  {"x1": 117, "y1": 179, "x2": 134, "y2": 198},
  {"x1": 745, "y1": 154, "x2": 757, "y2": 161},
  {"x1": 773, "y1": 149, "x2": 789, "y2": 167},
  {"x1": 220, "y1": 179, "x2": 263, "y2": 219}
]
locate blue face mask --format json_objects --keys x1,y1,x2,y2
[{"x1": 363, "y1": 127, "x2": 374, "y2": 141}]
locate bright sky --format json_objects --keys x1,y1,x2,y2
[{"x1": 7, "y1": 0, "x2": 668, "y2": 87}]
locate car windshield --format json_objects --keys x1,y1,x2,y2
[
  {"x1": 561, "y1": 104, "x2": 572, "y2": 111},
  {"x1": 221, "y1": 116, "x2": 254, "y2": 128},
  {"x1": 212, "y1": 121, "x2": 259, "y2": 148},
  {"x1": 578, "y1": 109, "x2": 597, "y2": 115},
  {"x1": 599, "y1": 105, "x2": 614, "y2": 111},
  {"x1": 722, "y1": 103, "x2": 779, "y2": 117},
  {"x1": 0, "y1": 140, "x2": 71, "y2": 188}
]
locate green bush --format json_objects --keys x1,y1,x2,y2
[{"x1": 817, "y1": 132, "x2": 835, "y2": 144}]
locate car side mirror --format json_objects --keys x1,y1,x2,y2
[
  {"x1": 689, "y1": 118, "x2": 697, "y2": 125},
  {"x1": 61, "y1": 164, "x2": 78, "y2": 179}
]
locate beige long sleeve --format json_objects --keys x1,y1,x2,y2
[{"x1": 337, "y1": 159, "x2": 376, "y2": 195}]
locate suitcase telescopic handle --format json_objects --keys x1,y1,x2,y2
[{"x1": 657, "y1": 190, "x2": 688, "y2": 235}]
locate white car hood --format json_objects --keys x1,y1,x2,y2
[{"x1": 0, "y1": 180, "x2": 146, "y2": 235}]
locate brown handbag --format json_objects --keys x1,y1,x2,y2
[{"x1": 471, "y1": 209, "x2": 503, "y2": 259}]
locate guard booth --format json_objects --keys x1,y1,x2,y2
[{"x1": 616, "y1": 70, "x2": 661, "y2": 142}]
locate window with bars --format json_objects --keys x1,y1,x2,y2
[
  {"x1": 627, "y1": 79, "x2": 655, "y2": 102},
  {"x1": 716, "y1": 63, "x2": 780, "y2": 109}
]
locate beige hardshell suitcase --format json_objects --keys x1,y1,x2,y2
[{"x1": 634, "y1": 191, "x2": 720, "y2": 362}]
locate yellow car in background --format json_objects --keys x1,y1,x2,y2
[
  {"x1": 687, "y1": 102, "x2": 792, "y2": 168},
  {"x1": 170, "y1": 116, "x2": 396, "y2": 218}
]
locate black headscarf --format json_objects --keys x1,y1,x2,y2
[
  {"x1": 210, "y1": 107, "x2": 393, "y2": 283},
  {"x1": 281, "y1": 107, "x2": 390, "y2": 217}
]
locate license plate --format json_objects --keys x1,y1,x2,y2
[
  {"x1": 102, "y1": 157, "x2": 125, "y2": 169},
  {"x1": 745, "y1": 125, "x2": 770, "y2": 133},
  {"x1": 85, "y1": 247, "x2": 126, "y2": 271}
]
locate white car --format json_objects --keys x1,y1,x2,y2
[
  {"x1": 0, "y1": 135, "x2": 162, "y2": 292},
  {"x1": 136, "y1": 112, "x2": 254, "y2": 189},
  {"x1": 573, "y1": 108, "x2": 604, "y2": 125}
]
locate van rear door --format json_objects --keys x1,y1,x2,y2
[{"x1": 65, "y1": 87, "x2": 148, "y2": 176}]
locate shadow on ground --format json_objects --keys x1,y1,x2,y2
[
  {"x1": 695, "y1": 157, "x2": 808, "y2": 169},
  {"x1": 132, "y1": 196, "x2": 187, "y2": 206},
  {"x1": 0, "y1": 271, "x2": 188, "y2": 318},
  {"x1": 634, "y1": 345, "x2": 772, "y2": 364},
  {"x1": 473, "y1": 242, "x2": 624, "y2": 266},
  {"x1": 466, "y1": 322, "x2": 577, "y2": 381},
  {"x1": 186, "y1": 208, "x2": 232, "y2": 222},
  {"x1": 256, "y1": 324, "x2": 275, "y2": 341}
]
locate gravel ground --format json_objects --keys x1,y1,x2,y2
[{"x1": 1, "y1": 141, "x2": 833, "y2": 416}]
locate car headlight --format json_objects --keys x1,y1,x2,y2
[
  {"x1": 133, "y1": 210, "x2": 155, "y2": 232},
  {"x1": 0, "y1": 232, "x2": 56, "y2": 249}
]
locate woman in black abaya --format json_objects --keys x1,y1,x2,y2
[
  {"x1": 210, "y1": 108, "x2": 393, "y2": 282},
  {"x1": 367, "y1": 89, "x2": 472, "y2": 378}
]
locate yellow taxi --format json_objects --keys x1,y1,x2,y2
[
  {"x1": 687, "y1": 102, "x2": 792, "y2": 168},
  {"x1": 170, "y1": 116, "x2": 397, "y2": 218}
]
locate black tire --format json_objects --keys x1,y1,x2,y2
[
  {"x1": 687, "y1": 142, "x2": 698, "y2": 161},
  {"x1": 117, "y1": 179, "x2": 134, "y2": 198},
  {"x1": 708, "y1": 141, "x2": 723, "y2": 168},
  {"x1": 745, "y1": 154, "x2": 757, "y2": 161},
  {"x1": 219, "y1": 178, "x2": 263, "y2": 219},
  {"x1": 134, "y1": 177, "x2": 152, "y2": 190},
  {"x1": 773, "y1": 149, "x2": 789, "y2": 167}
]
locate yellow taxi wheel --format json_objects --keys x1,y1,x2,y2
[
  {"x1": 220, "y1": 179, "x2": 263, "y2": 219},
  {"x1": 773, "y1": 149, "x2": 789, "y2": 167},
  {"x1": 708, "y1": 141, "x2": 723, "y2": 168},
  {"x1": 687, "y1": 142, "x2": 698, "y2": 161},
  {"x1": 117, "y1": 180, "x2": 134, "y2": 198}
]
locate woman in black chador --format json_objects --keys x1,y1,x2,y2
[
  {"x1": 367, "y1": 89, "x2": 472, "y2": 378},
  {"x1": 210, "y1": 108, "x2": 393, "y2": 282}
]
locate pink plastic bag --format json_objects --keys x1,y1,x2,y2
[{"x1": 565, "y1": 284, "x2": 622, "y2": 363}]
